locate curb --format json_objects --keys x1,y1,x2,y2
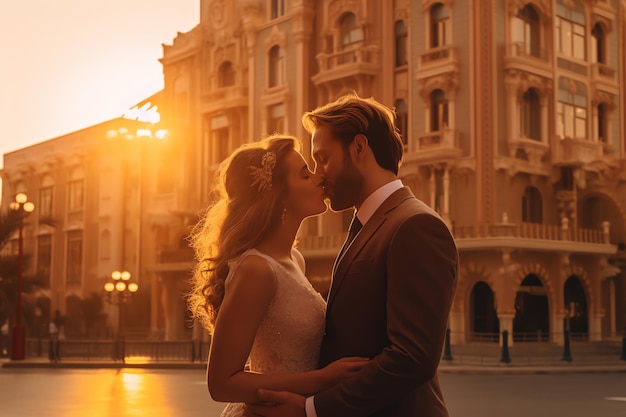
[
  {"x1": 438, "y1": 364, "x2": 626, "y2": 375},
  {"x1": 1, "y1": 361, "x2": 206, "y2": 370}
]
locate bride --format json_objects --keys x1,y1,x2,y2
[{"x1": 188, "y1": 135, "x2": 367, "y2": 417}]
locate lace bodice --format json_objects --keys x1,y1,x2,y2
[{"x1": 220, "y1": 249, "x2": 326, "y2": 417}]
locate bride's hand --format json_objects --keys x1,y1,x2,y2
[{"x1": 317, "y1": 356, "x2": 370, "y2": 388}]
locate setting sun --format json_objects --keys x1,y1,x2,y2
[{"x1": 0, "y1": 0, "x2": 198, "y2": 165}]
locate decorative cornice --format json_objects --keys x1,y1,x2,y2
[{"x1": 264, "y1": 25, "x2": 287, "y2": 50}]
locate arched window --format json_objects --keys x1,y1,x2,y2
[
  {"x1": 430, "y1": 89, "x2": 448, "y2": 131},
  {"x1": 591, "y1": 23, "x2": 606, "y2": 64},
  {"x1": 521, "y1": 88, "x2": 541, "y2": 140},
  {"x1": 556, "y1": 0, "x2": 585, "y2": 60},
  {"x1": 340, "y1": 13, "x2": 363, "y2": 48},
  {"x1": 394, "y1": 20, "x2": 408, "y2": 67},
  {"x1": 512, "y1": 4, "x2": 540, "y2": 57},
  {"x1": 430, "y1": 3, "x2": 449, "y2": 48},
  {"x1": 556, "y1": 77, "x2": 587, "y2": 140},
  {"x1": 522, "y1": 186, "x2": 542, "y2": 223},
  {"x1": 218, "y1": 61, "x2": 235, "y2": 87},
  {"x1": 394, "y1": 99, "x2": 408, "y2": 145},
  {"x1": 268, "y1": 45, "x2": 284, "y2": 87}
]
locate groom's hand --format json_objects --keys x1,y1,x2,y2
[{"x1": 246, "y1": 389, "x2": 306, "y2": 417}]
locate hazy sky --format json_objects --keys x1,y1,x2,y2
[{"x1": 0, "y1": 0, "x2": 199, "y2": 167}]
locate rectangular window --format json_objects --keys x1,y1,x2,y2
[
  {"x1": 270, "y1": 0, "x2": 285, "y2": 19},
  {"x1": 575, "y1": 107, "x2": 587, "y2": 138},
  {"x1": 558, "y1": 102, "x2": 587, "y2": 139},
  {"x1": 68, "y1": 180, "x2": 84, "y2": 211},
  {"x1": 66, "y1": 230, "x2": 83, "y2": 286},
  {"x1": 557, "y1": 17, "x2": 585, "y2": 60},
  {"x1": 37, "y1": 235, "x2": 52, "y2": 287},
  {"x1": 39, "y1": 186, "x2": 53, "y2": 220},
  {"x1": 573, "y1": 24, "x2": 585, "y2": 60}
]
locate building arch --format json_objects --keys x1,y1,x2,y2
[
  {"x1": 513, "y1": 273, "x2": 550, "y2": 341},
  {"x1": 469, "y1": 281, "x2": 499, "y2": 338},
  {"x1": 455, "y1": 261, "x2": 493, "y2": 319},
  {"x1": 562, "y1": 263, "x2": 594, "y2": 313},
  {"x1": 564, "y1": 274, "x2": 589, "y2": 337}
]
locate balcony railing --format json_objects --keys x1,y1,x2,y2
[
  {"x1": 299, "y1": 218, "x2": 612, "y2": 257},
  {"x1": 404, "y1": 129, "x2": 462, "y2": 164},
  {"x1": 298, "y1": 233, "x2": 348, "y2": 254},
  {"x1": 419, "y1": 45, "x2": 457, "y2": 65},
  {"x1": 315, "y1": 44, "x2": 379, "y2": 72},
  {"x1": 157, "y1": 248, "x2": 195, "y2": 264},
  {"x1": 552, "y1": 137, "x2": 604, "y2": 165},
  {"x1": 506, "y1": 42, "x2": 550, "y2": 61},
  {"x1": 453, "y1": 220, "x2": 610, "y2": 245},
  {"x1": 591, "y1": 62, "x2": 616, "y2": 80}
]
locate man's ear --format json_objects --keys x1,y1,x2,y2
[{"x1": 353, "y1": 134, "x2": 368, "y2": 158}]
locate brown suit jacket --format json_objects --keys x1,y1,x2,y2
[{"x1": 315, "y1": 187, "x2": 458, "y2": 417}]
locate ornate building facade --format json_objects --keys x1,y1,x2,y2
[{"x1": 2, "y1": 0, "x2": 625, "y2": 344}]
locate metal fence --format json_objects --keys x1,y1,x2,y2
[{"x1": 24, "y1": 338, "x2": 212, "y2": 363}]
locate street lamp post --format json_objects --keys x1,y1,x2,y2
[
  {"x1": 104, "y1": 270, "x2": 138, "y2": 362},
  {"x1": 9, "y1": 193, "x2": 35, "y2": 361}
]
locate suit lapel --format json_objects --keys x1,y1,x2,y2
[{"x1": 327, "y1": 187, "x2": 415, "y2": 308}]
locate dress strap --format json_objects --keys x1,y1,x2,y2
[{"x1": 225, "y1": 248, "x2": 279, "y2": 287}]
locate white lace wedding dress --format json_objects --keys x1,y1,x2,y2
[{"x1": 219, "y1": 249, "x2": 327, "y2": 417}]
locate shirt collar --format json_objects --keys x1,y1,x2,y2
[{"x1": 355, "y1": 179, "x2": 403, "y2": 226}]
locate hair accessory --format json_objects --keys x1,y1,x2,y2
[{"x1": 249, "y1": 151, "x2": 276, "y2": 193}]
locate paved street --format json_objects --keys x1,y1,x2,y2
[{"x1": 0, "y1": 368, "x2": 625, "y2": 417}]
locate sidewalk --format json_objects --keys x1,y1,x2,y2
[
  {"x1": 2, "y1": 342, "x2": 625, "y2": 374},
  {"x1": 438, "y1": 340, "x2": 626, "y2": 374},
  {"x1": 0, "y1": 356, "x2": 205, "y2": 370}
]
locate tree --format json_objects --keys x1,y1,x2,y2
[{"x1": 0, "y1": 209, "x2": 22, "y2": 324}]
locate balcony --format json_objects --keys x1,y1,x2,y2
[
  {"x1": 201, "y1": 86, "x2": 248, "y2": 113},
  {"x1": 551, "y1": 137, "x2": 604, "y2": 166},
  {"x1": 297, "y1": 233, "x2": 348, "y2": 258},
  {"x1": 311, "y1": 44, "x2": 380, "y2": 86},
  {"x1": 454, "y1": 220, "x2": 615, "y2": 255},
  {"x1": 416, "y1": 45, "x2": 459, "y2": 80},
  {"x1": 152, "y1": 247, "x2": 195, "y2": 272},
  {"x1": 590, "y1": 63, "x2": 619, "y2": 95},
  {"x1": 508, "y1": 137, "x2": 549, "y2": 164},
  {"x1": 404, "y1": 129, "x2": 462, "y2": 165},
  {"x1": 298, "y1": 219, "x2": 616, "y2": 259},
  {"x1": 504, "y1": 43, "x2": 552, "y2": 77}
]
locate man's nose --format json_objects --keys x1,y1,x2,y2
[{"x1": 310, "y1": 170, "x2": 324, "y2": 186}]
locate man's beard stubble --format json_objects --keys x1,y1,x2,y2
[{"x1": 328, "y1": 155, "x2": 363, "y2": 212}]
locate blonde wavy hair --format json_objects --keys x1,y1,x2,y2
[{"x1": 188, "y1": 135, "x2": 299, "y2": 331}]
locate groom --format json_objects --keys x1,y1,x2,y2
[{"x1": 251, "y1": 93, "x2": 458, "y2": 417}]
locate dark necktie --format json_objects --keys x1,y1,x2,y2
[{"x1": 336, "y1": 216, "x2": 362, "y2": 265}]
